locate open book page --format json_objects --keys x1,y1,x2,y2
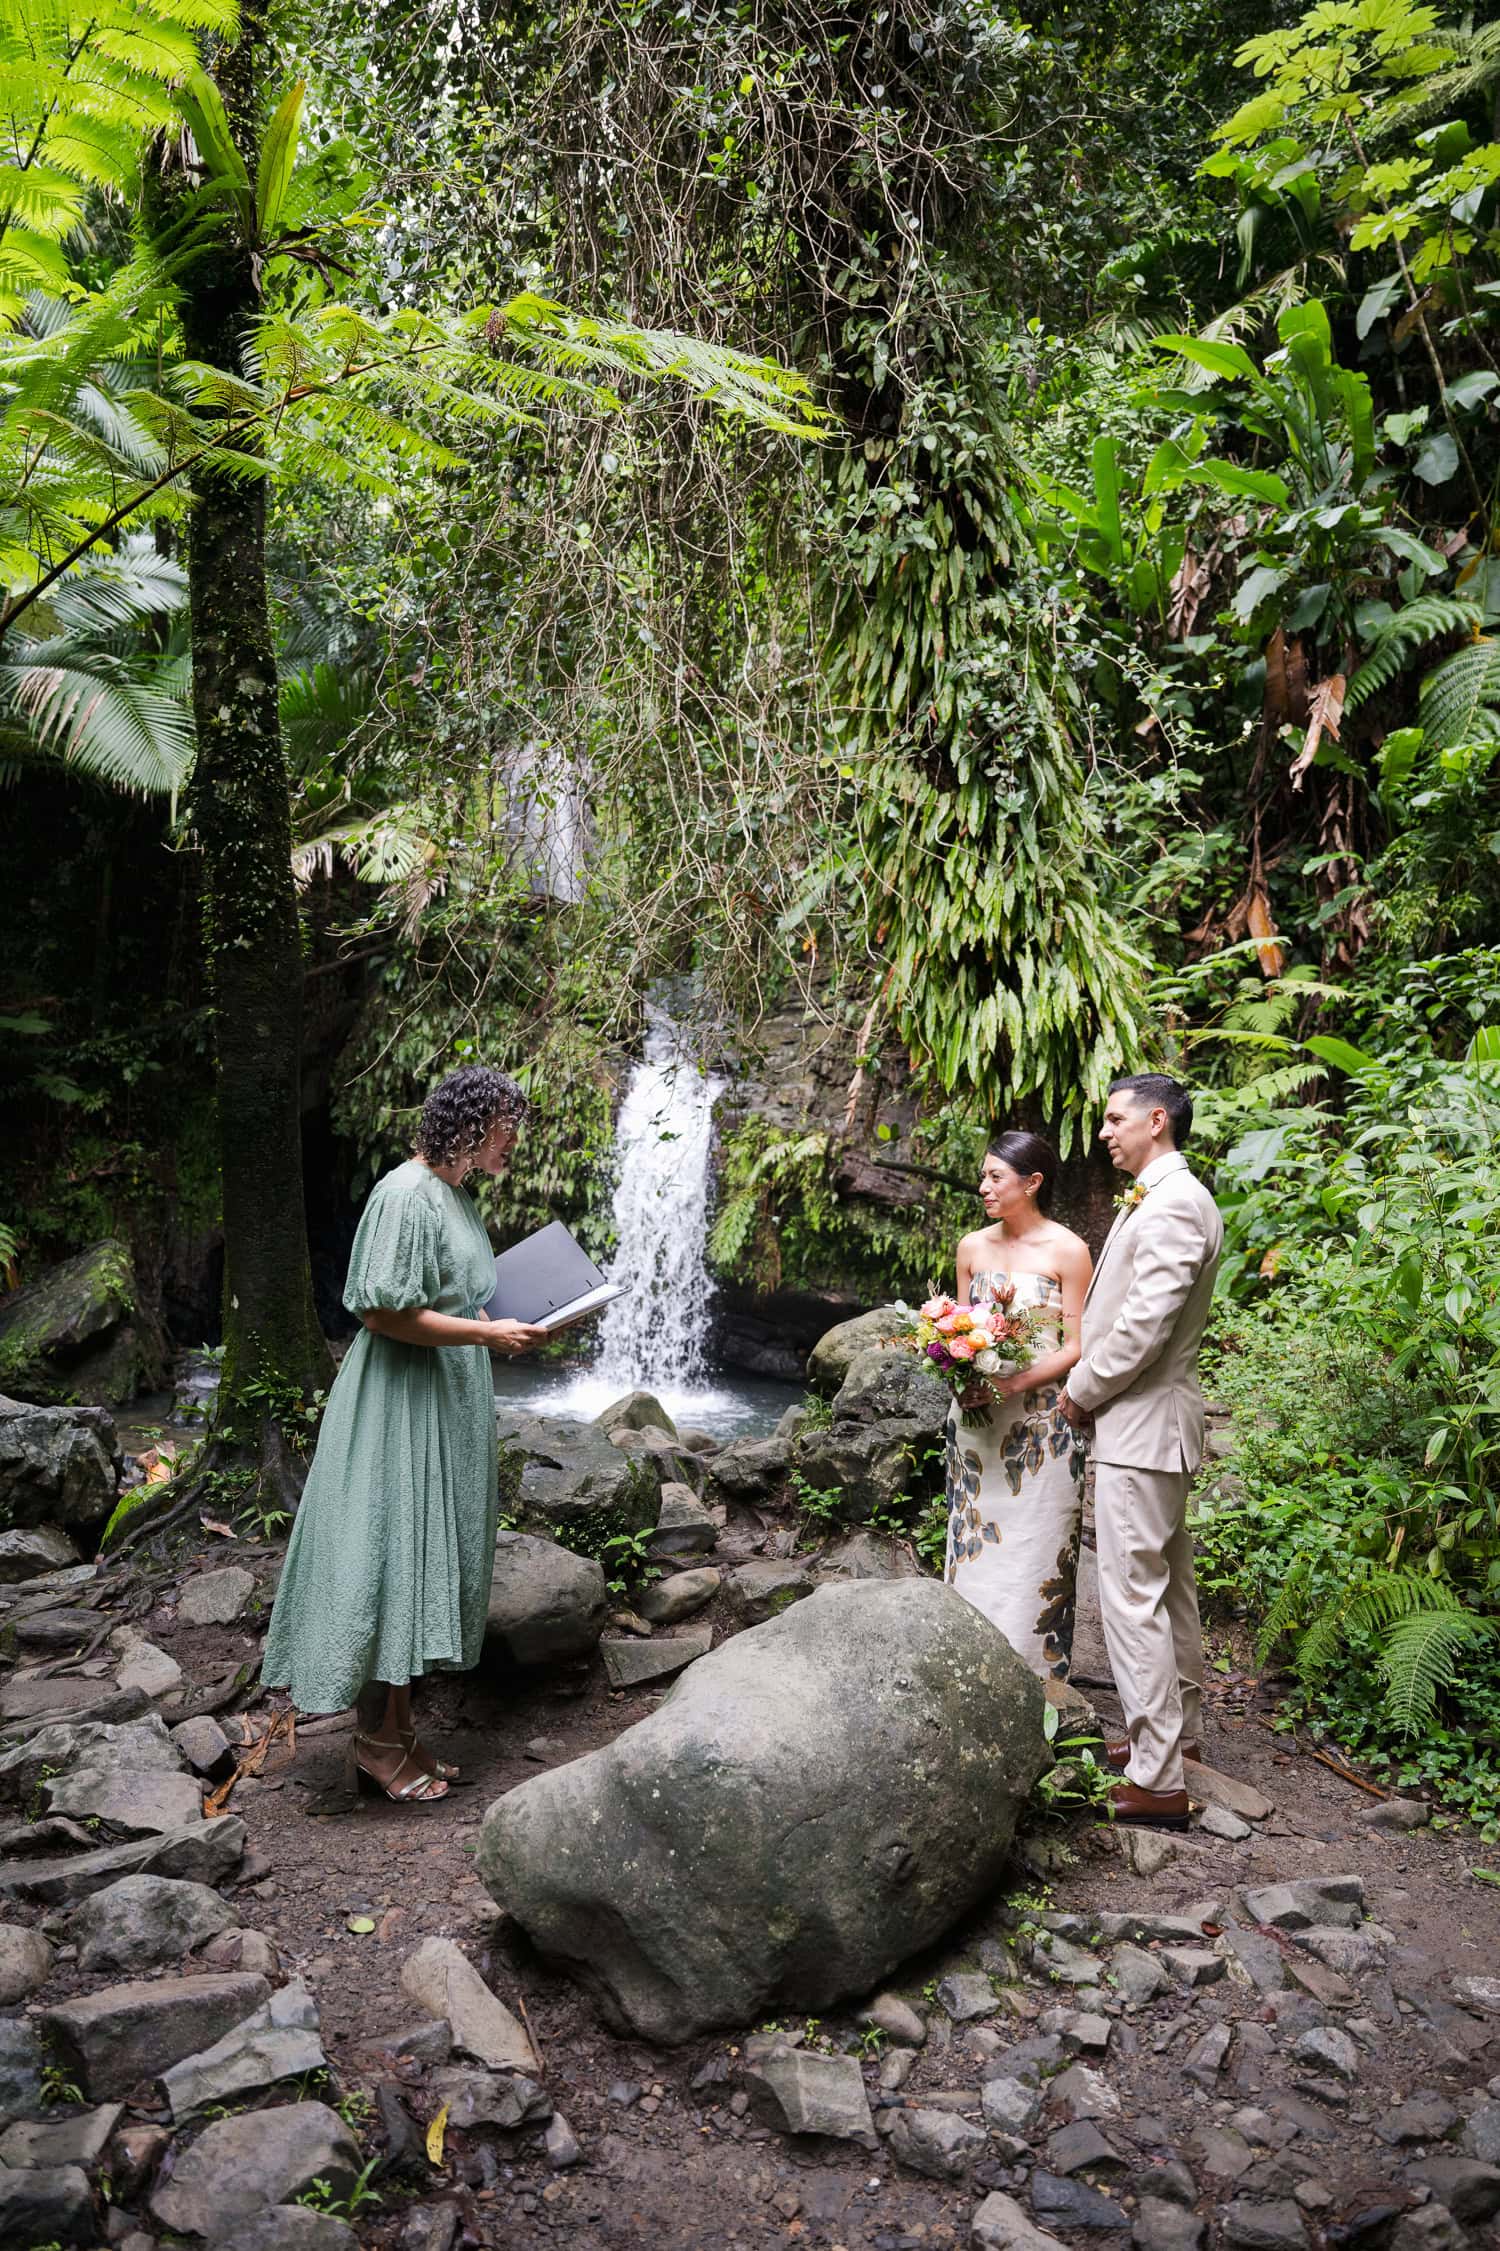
[{"x1": 535, "y1": 1281, "x2": 628, "y2": 1333}]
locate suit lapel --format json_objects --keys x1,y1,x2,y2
[{"x1": 1084, "y1": 1207, "x2": 1130, "y2": 1306}]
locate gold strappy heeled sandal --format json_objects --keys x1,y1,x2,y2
[
  {"x1": 399, "y1": 1725, "x2": 459, "y2": 1783},
  {"x1": 353, "y1": 1731, "x2": 448, "y2": 1804}
]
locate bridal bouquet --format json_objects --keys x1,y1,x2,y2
[{"x1": 889, "y1": 1287, "x2": 1037, "y2": 1426}]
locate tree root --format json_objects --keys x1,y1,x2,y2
[{"x1": 106, "y1": 1415, "x2": 307, "y2": 1562}]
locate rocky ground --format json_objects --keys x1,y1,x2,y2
[{"x1": 2, "y1": 1359, "x2": 1499, "y2": 2251}]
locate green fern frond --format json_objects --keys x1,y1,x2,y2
[
  {"x1": 1341, "y1": 1567, "x2": 1469, "y2": 1637},
  {"x1": 1345, "y1": 597, "x2": 1482, "y2": 715},
  {"x1": 1378, "y1": 1610, "x2": 1500, "y2": 1734},
  {"x1": 1418, "y1": 638, "x2": 1500, "y2": 750},
  {"x1": 1258, "y1": 1556, "x2": 1312, "y2": 1659}
]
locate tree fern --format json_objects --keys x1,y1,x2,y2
[
  {"x1": 1344, "y1": 596, "x2": 1482, "y2": 715},
  {"x1": 1418, "y1": 637, "x2": 1500, "y2": 750}
]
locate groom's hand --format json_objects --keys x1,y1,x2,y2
[{"x1": 1057, "y1": 1389, "x2": 1090, "y2": 1431}]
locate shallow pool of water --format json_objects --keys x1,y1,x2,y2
[{"x1": 489, "y1": 1358, "x2": 802, "y2": 1440}]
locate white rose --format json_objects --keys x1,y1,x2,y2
[{"x1": 974, "y1": 1348, "x2": 1001, "y2": 1375}]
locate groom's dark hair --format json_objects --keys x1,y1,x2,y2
[{"x1": 1110, "y1": 1072, "x2": 1193, "y2": 1149}]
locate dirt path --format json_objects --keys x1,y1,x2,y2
[{"x1": 105, "y1": 1529, "x2": 1500, "y2": 2251}]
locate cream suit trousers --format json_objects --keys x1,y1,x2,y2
[{"x1": 1093, "y1": 1460, "x2": 1204, "y2": 1794}]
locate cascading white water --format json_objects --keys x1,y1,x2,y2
[{"x1": 594, "y1": 1008, "x2": 726, "y2": 1391}]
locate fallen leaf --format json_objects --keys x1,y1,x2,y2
[
  {"x1": 1471, "y1": 1867, "x2": 1500, "y2": 1887},
  {"x1": 347, "y1": 1913, "x2": 376, "y2": 1934},
  {"x1": 426, "y1": 2102, "x2": 448, "y2": 2165},
  {"x1": 200, "y1": 1515, "x2": 238, "y2": 1539}
]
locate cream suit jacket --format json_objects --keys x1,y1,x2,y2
[{"x1": 1068, "y1": 1153, "x2": 1223, "y2": 1472}]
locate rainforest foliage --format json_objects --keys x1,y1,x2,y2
[{"x1": 2, "y1": 0, "x2": 1500, "y2": 1811}]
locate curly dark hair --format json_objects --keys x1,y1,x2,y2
[{"x1": 414, "y1": 1065, "x2": 529, "y2": 1169}]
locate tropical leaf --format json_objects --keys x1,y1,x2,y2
[
  {"x1": 1344, "y1": 596, "x2": 1481, "y2": 713},
  {"x1": 1418, "y1": 637, "x2": 1500, "y2": 749}
]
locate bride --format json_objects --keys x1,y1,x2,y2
[{"x1": 944, "y1": 1130, "x2": 1092, "y2": 1679}]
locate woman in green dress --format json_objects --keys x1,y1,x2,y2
[{"x1": 263, "y1": 1066, "x2": 543, "y2": 1803}]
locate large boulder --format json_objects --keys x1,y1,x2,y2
[
  {"x1": 703, "y1": 1430, "x2": 791, "y2": 1508},
  {"x1": 805, "y1": 1306, "x2": 902, "y2": 1393},
  {"x1": 485, "y1": 1531, "x2": 607, "y2": 1665},
  {"x1": 0, "y1": 1395, "x2": 120, "y2": 1535},
  {"x1": 593, "y1": 1392, "x2": 677, "y2": 1439},
  {"x1": 495, "y1": 1411, "x2": 657, "y2": 1540},
  {"x1": 790, "y1": 1345, "x2": 950, "y2": 1522},
  {"x1": 0, "y1": 1239, "x2": 152, "y2": 1407},
  {"x1": 0, "y1": 1524, "x2": 80, "y2": 1582},
  {"x1": 476, "y1": 1578, "x2": 1049, "y2": 2043}
]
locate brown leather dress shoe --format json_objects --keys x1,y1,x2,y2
[
  {"x1": 1105, "y1": 1739, "x2": 1201, "y2": 1771},
  {"x1": 1108, "y1": 1780, "x2": 1191, "y2": 1830}
]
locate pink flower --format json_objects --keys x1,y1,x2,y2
[
  {"x1": 920, "y1": 1295, "x2": 956, "y2": 1321},
  {"x1": 934, "y1": 1313, "x2": 961, "y2": 1334},
  {"x1": 946, "y1": 1334, "x2": 977, "y2": 1362}
]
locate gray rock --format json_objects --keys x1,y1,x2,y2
[
  {"x1": 1406, "y1": 2159, "x2": 1500, "y2": 2223},
  {"x1": 361, "y1": 2019, "x2": 452, "y2": 2067},
  {"x1": 0, "y1": 2100, "x2": 121, "y2": 2168},
  {"x1": 1223, "y1": 1921, "x2": 1287, "y2": 1995},
  {"x1": 814, "y1": 1530, "x2": 914, "y2": 1580},
  {"x1": 1222, "y1": 2198, "x2": 1307, "y2": 2250},
  {"x1": 723, "y1": 1558, "x2": 815, "y2": 1625},
  {"x1": 987, "y1": 2034, "x2": 1064, "y2": 2086},
  {"x1": 1049, "y1": 2064, "x2": 1119, "y2": 2121},
  {"x1": 220, "y1": 2209, "x2": 358, "y2": 2251},
  {"x1": 1389, "y1": 2209, "x2": 1465, "y2": 2251},
  {"x1": 485, "y1": 1530, "x2": 608, "y2": 1665},
  {"x1": 428, "y1": 2065, "x2": 551, "y2": 2129},
  {"x1": 744, "y1": 2047, "x2": 876, "y2": 2146},
  {"x1": 1453, "y1": 1975, "x2": 1500, "y2": 2015},
  {"x1": 0, "y1": 2013, "x2": 42, "y2": 2126},
  {"x1": 938, "y1": 1971, "x2": 999, "y2": 2023},
  {"x1": 0, "y1": 2163, "x2": 95, "y2": 2247},
  {"x1": 1060, "y1": 2012, "x2": 1111, "y2": 2054},
  {"x1": 1292, "y1": 2024, "x2": 1359, "y2": 2082},
  {"x1": 150, "y1": 2102, "x2": 361, "y2": 2235},
  {"x1": 0, "y1": 1815, "x2": 245, "y2": 1905},
  {"x1": 1356, "y1": 1796, "x2": 1430, "y2": 1831},
  {"x1": 888, "y1": 2105, "x2": 986, "y2": 2179},
  {"x1": 1162, "y1": 1947, "x2": 1225, "y2": 1989},
  {"x1": 1097, "y1": 1911, "x2": 1208, "y2": 1946},
  {"x1": 399, "y1": 2209, "x2": 462, "y2": 2251},
  {"x1": 973, "y1": 2191, "x2": 1072, "y2": 2251},
  {"x1": 544, "y1": 2111, "x2": 582, "y2": 2167},
  {"x1": 983, "y1": 2074, "x2": 1045, "y2": 2136},
  {"x1": 594, "y1": 1392, "x2": 677, "y2": 1439},
  {"x1": 171, "y1": 1715, "x2": 235, "y2": 1780},
  {"x1": 43, "y1": 1763, "x2": 205, "y2": 1837},
  {"x1": 109, "y1": 1626, "x2": 182, "y2": 1699},
  {"x1": 1185, "y1": 2022, "x2": 1232, "y2": 2086},
  {"x1": 862, "y1": 1992, "x2": 927, "y2": 2046},
  {"x1": 1240, "y1": 1877, "x2": 1364, "y2": 1931},
  {"x1": 1152, "y1": 2160, "x2": 1200, "y2": 2207},
  {"x1": 176, "y1": 1566, "x2": 256, "y2": 1627},
  {"x1": 806, "y1": 1308, "x2": 902, "y2": 1391},
  {"x1": 1117, "y1": 1826, "x2": 1178, "y2": 1877},
  {"x1": 0, "y1": 1712, "x2": 184, "y2": 1804},
  {"x1": 1048, "y1": 2120, "x2": 1123, "y2": 2175},
  {"x1": 703, "y1": 1433, "x2": 791, "y2": 1504},
  {"x1": 600, "y1": 1625, "x2": 713, "y2": 1688},
  {"x1": 477, "y1": 1579, "x2": 1048, "y2": 2043},
  {"x1": 639, "y1": 1567, "x2": 720, "y2": 1624},
  {"x1": 1189, "y1": 2124, "x2": 1255, "y2": 2180},
  {"x1": 159, "y1": 1977, "x2": 325, "y2": 2120},
  {"x1": 1461, "y1": 2101, "x2": 1500, "y2": 2163},
  {"x1": 1135, "y1": 2199, "x2": 1206, "y2": 2251},
  {"x1": 496, "y1": 1410, "x2": 657, "y2": 1540},
  {"x1": 0, "y1": 1524, "x2": 81, "y2": 1582},
  {"x1": 37, "y1": 1968, "x2": 269, "y2": 2099},
  {"x1": 1199, "y1": 1803, "x2": 1252, "y2": 1841},
  {"x1": 399, "y1": 1937, "x2": 538, "y2": 2073},
  {"x1": 1378, "y1": 2093, "x2": 1461, "y2": 2146},
  {"x1": 614, "y1": 1423, "x2": 707, "y2": 1494},
  {"x1": 0, "y1": 1395, "x2": 121, "y2": 1535},
  {"x1": 0, "y1": 1918, "x2": 52, "y2": 2002},
  {"x1": 1027, "y1": 1932, "x2": 1103, "y2": 1986},
  {"x1": 56, "y1": 1863, "x2": 236, "y2": 1971},
  {"x1": 1291, "y1": 1924, "x2": 1392, "y2": 1976},
  {"x1": 1031, "y1": 2170, "x2": 1128, "y2": 2229},
  {"x1": 648, "y1": 1483, "x2": 718, "y2": 1558},
  {"x1": 881, "y1": 2046, "x2": 916, "y2": 2092},
  {"x1": 1185, "y1": 1764, "x2": 1274, "y2": 1823},
  {"x1": 1108, "y1": 1943, "x2": 1169, "y2": 2007},
  {"x1": 792, "y1": 1386, "x2": 939, "y2": 1521}
]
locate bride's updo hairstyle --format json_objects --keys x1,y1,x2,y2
[
  {"x1": 415, "y1": 1065, "x2": 529, "y2": 1170},
  {"x1": 986, "y1": 1129, "x2": 1059, "y2": 1211}
]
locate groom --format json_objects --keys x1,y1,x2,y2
[{"x1": 1058, "y1": 1074, "x2": 1223, "y2": 1830}]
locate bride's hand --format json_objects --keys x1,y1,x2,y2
[
  {"x1": 957, "y1": 1377, "x2": 997, "y2": 1411},
  {"x1": 483, "y1": 1318, "x2": 546, "y2": 1358}
]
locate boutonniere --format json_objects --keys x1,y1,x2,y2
[{"x1": 1115, "y1": 1179, "x2": 1151, "y2": 1216}]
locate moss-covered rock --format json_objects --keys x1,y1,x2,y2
[{"x1": 0, "y1": 1240, "x2": 145, "y2": 1408}]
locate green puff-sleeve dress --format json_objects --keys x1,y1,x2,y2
[{"x1": 262, "y1": 1160, "x2": 499, "y2": 1715}]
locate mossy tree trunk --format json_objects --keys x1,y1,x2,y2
[{"x1": 177, "y1": 7, "x2": 332, "y2": 1496}]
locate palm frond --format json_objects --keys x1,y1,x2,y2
[{"x1": 0, "y1": 661, "x2": 193, "y2": 794}]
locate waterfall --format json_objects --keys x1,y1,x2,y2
[{"x1": 594, "y1": 1007, "x2": 726, "y2": 1391}]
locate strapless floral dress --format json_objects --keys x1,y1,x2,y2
[{"x1": 943, "y1": 1267, "x2": 1086, "y2": 1680}]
